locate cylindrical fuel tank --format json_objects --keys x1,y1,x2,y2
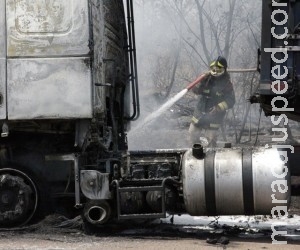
[{"x1": 182, "y1": 147, "x2": 290, "y2": 216}]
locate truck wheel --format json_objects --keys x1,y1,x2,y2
[{"x1": 0, "y1": 168, "x2": 38, "y2": 227}]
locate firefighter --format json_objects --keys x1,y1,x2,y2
[{"x1": 189, "y1": 56, "x2": 235, "y2": 147}]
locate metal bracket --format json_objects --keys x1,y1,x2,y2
[
  {"x1": 286, "y1": 34, "x2": 300, "y2": 40},
  {"x1": 95, "y1": 83, "x2": 112, "y2": 87},
  {"x1": 284, "y1": 46, "x2": 300, "y2": 51},
  {"x1": 1, "y1": 123, "x2": 9, "y2": 137},
  {"x1": 112, "y1": 179, "x2": 167, "y2": 220},
  {"x1": 45, "y1": 153, "x2": 82, "y2": 208}
]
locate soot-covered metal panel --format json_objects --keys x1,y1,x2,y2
[
  {"x1": 6, "y1": 0, "x2": 90, "y2": 57},
  {"x1": 0, "y1": 0, "x2": 6, "y2": 119},
  {"x1": 7, "y1": 58, "x2": 92, "y2": 120}
]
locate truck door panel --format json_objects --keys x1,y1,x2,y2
[
  {"x1": 7, "y1": 58, "x2": 92, "y2": 120},
  {"x1": 6, "y1": 0, "x2": 92, "y2": 120},
  {"x1": 6, "y1": 0, "x2": 89, "y2": 57},
  {"x1": 0, "y1": 0, "x2": 6, "y2": 119}
]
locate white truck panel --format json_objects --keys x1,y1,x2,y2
[
  {"x1": 7, "y1": 0, "x2": 90, "y2": 57},
  {"x1": 0, "y1": 60, "x2": 6, "y2": 120},
  {"x1": 5, "y1": 0, "x2": 94, "y2": 120},
  {"x1": 7, "y1": 58, "x2": 92, "y2": 120},
  {"x1": 0, "y1": 0, "x2": 6, "y2": 119}
]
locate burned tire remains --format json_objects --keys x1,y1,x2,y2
[{"x1": 0, "y1": 168, "x2": 38, "y2": 227}]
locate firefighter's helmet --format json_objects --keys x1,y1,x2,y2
[{"x1": 209, "y1": 56, "x2": 227, "y2": 77}]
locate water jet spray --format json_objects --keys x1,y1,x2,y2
[{"x1": 133, "y1": 72, "x2": 209, "y2": 131}]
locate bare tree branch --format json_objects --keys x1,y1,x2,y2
[
  {"x1": 194, "y1": 0, "x2": 211, "y2": 63},
  {"x1": 223, "y1": 0, "x2": 236, "y2": 58}
]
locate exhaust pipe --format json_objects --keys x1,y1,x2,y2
[{"x1": 84, "y1": 200, "x2": 111, "y2": 225}]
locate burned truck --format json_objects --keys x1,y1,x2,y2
[
  {"x1": 256, "y1": 0, "x2": 300, "y2": 121},
  {"x1": 0, "y1": 0, "x2": 296, "y2": 229},
  {"x1": 0, "y1": 0, "x2": 138, "y2": 227}
]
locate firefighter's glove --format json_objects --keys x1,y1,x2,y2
[
  {"x1": 192, "y1": 115, "x2": 209, "y2": 127},
  {"x1": 209, "y1": 102, "x2": 228, "y2": 115},
  {"x1": 191, "y1": 116, "x2": 199, "y2": 125},
  {"x1": 209, "y1": 105, "x2": 222, "y2": 115}
]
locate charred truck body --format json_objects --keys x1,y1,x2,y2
[
  {"x1": 0, "y1": 0, "x2": 297, "y2": 228},
  {"x1": 0, "y1": 0, "x2": 138, "y2": 227},
  {"x1": 258, "y1": 0, "x2": 300, "y2": 121}
]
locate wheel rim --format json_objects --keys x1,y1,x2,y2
[{"x1": 0, "y1": 168, "x2": 38, "y2": 227}]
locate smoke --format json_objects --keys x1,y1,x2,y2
[
  {"x1": 128, "y1": 1, "x2": 187, "y2": 150},
  {"x1": 128, "y1": 0, "x2": 285, "y2": 150}
]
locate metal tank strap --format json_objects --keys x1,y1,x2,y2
[
  {"x1": 242, "y1": 148, "x2": 254, "y2": 215},
  {"x1": 204, "y1": 150, "x2": 217, "y2": 216}
]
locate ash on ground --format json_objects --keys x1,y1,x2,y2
[{"x1": 2, "y1": 210, "x2": 300, "y2": 243}]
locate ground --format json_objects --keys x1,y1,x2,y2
[{"x1": 1, "y1": 212, "x2": 300, "y2": 249}]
